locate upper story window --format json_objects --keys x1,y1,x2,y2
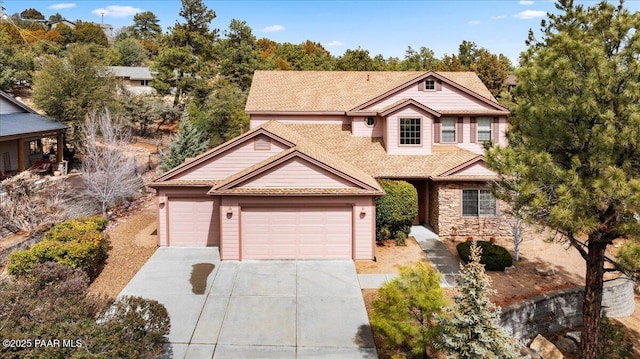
[
  {"x1": 424, "y1": 80, "x2": 435, "y2": 90},
  {"x1": 477, "y1": 117, "x2": 492, "y2": 142},
  {"x1": 365, "y1": 116, "x2": 376, "y2": 127},
  {"x1": 400, "y1": 118, "x2": 421, "y2": 145},
  {"x1": 462, "y1": 189, "x2": 496, "y2": 217},
  {"x1": 441, "y1": 118, "x2": 456, "y2": 143},
  {"x1": 140, "y1": 80, "x2": 150, "y2": 86}
]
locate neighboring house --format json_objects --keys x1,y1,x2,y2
[
  {"x1": 48, "y1": 19, "x2": 76, "y2": 30},
  {"x1": 0, "y1": 90, "x2": 67, "y2": 176},
  {"x1": 49, "y1": 19, "x2": 113, "y2": 39},
  {"x1": 506, "y1": 74, "x2": 517, "y2": 93},
  {"x1": 149, "y1": 70, "x2": 512, "y2": 261},
  {"x1": 108, "y1": 66, "x2": 155, "y2": 95}
]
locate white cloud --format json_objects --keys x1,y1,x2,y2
[
  {"x1": 325, "y1": 40, "x2": 343, "y2": 47},
  {"x1": 491, "y1": 15, "x2": 508, "y2": 19},
  {"x1": 48, "y1": 3, "x2": 76, "y2": 10},
  {"x1": 261, "y1": 25, "x2": 285, "y2": 32},
  {"x1": 514, "y1": 10, "x2": 546, "y2": 19},
  {"x1": 91, "y1": 5, "x2": 143, "y2": 18},
  {"x1": 468, "y1": 20, "x2": 480, "y2": 25},
  {"x1": 519, "y1": 0, "x2": 534, "y2": 5}
]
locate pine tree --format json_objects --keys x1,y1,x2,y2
[
  {"x1": 434, "y1": 242, "x2": 521, "y2": 359},
  {"x1": 485, "y1": 1, "x2": 640, "y2": 357},
  {"x1": 159, "y1": 113, "x2": 208, "y2": 173},
  {"x1": 151, "y1": 0, "x2": 218, "y2": 106},
  {"x1": 370, "y1": 262, "x2": 446, "y2": 359}
]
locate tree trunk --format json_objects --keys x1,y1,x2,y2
[{"x1": 581, "y1": 233, "x2": 607, "y2": 359}]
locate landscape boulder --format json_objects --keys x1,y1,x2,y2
[{"x1": 530, "y1": 334, "x2": 564, "y2": 359}]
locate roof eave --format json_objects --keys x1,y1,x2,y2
[
  {"x1": 246, "y1": 110, "x2": 346, "y2": 116},
  {"x1": 429, "y1": 176, "x2": 497, "y2": 182}
]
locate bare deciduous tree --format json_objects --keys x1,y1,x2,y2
[
  {"x1": 80, "y1": 110, "x2": 142, "y2": 217},
  {"x1": 0, "y1": 172, "x2": 68, "y2": 234}
]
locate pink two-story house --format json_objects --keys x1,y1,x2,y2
[{"x1": 150, "y1": 71, "x2": 511, "y2": 260}]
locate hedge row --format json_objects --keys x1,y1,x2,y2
[{"x1": 8, "y1": 217, "x2": 109, "y2": 279}]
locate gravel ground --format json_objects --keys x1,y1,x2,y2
[{"x1": 88, "y1": 197, "x2": 158, "y2": 299}]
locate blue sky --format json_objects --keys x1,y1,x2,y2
[{"x1": 4, "y1": 1, "x2": 639, "y2": 64}]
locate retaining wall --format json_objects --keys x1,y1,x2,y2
[{"x1": 500, "y1": 277, "x2": 635, "y2": 339}]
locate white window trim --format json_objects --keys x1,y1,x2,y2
[
  {"x1": 399, "y1": 118, "x2": 422, "y2": 146},
  {"x1": 461, "y1": 189, "x2": 496, "y2": 217},
  {"x1": 424, "y1": 79, "x2": 436, "y2": 91}
]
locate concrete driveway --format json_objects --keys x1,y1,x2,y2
[{"x1": 119, "y1": 248, "x2": 377, "y2": 359}]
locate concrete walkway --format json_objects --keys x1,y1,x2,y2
[
  {"x1": 120, "y1": 248, "x2": 377, "y2": 359},
  {"x1": 357, "y1": 226, "x2": 461, "y2": 289}
]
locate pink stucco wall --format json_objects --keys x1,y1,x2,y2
[{"x1": 173, "y1": 135, "x2": 290, "y2": 180}]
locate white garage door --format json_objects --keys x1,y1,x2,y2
[
  {"x1": 168, "y1": 198, "x2": 219, "y2": 246},
  {"x1": 241, "y1": 206, "x2": 352, "y2": 259}
]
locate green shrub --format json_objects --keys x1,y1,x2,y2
[
  {"x1": 396, "y1": 231, "x2": 407, "y2": 246},
  {"x1": 371, "y1": 262, "x2": 447, "y2": 359},
  {"x1": 93, "y1": 296, "x2": 170, "y2": 358},
  {"x1": 378, "y1": 227, "x2": 391, "y2": 241},
  {"x1": 616, "y1": 240, "x2": 640, "y2": 273},
  {"x1": 45, "y1": 216, "x2": 108, "y2": 241},
  {"x1": 0, "y1": 262, "x2": 169, "y2": 359},
  {"x1": 456, "y1": 241, "x2": 513, "y2": 271},
  {"x1": 375, "y1": 179, "x2": 417, "y2": 243},
  {"x1": 8, "y1": 217, "x2": 109, "y2": 280}
]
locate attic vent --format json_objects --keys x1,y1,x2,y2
[{"x1": 254, "y1": 136, "x2": 271, "y2": 150}]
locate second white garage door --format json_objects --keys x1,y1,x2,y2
[
  {"x1": 241, "y1": 206, "x2": 352, "y2": 259},
  {"x1": 168, "y1": 198, "x2": 219, "y2": 246}
]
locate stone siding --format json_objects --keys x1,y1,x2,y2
[
  {"x1": 431, "y1": 181, "x2": 512, "y2": 238},
  {"x1": 500, "y1": 277, "x2": 635, "y2": 339}
]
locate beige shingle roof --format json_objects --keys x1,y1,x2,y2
[
  {"x1": 286, "y1": 124, "x2": 481, "y2": 178},
  {"x1": 209, "y1": 121, "x2": 384, "y2": 194},
  {"x1": 246, "y1": 71, "x2": 423, "y2": 113},
  {"x1": 246, "y1": 71, "x2": 503, "y2": 113}
]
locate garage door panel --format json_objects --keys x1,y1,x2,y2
[
  {"x1": 169, "y1": 198, "x2": 219, "y2": 247},
  {"x1": 241, "y1": 206, "x2": 352, "y2": 259}
]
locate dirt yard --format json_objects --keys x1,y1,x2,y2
[{"x1": 88, "y1": 197, "x2": 158, "y2": 298}]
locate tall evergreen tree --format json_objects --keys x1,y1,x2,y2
[
  {"x1": 216, "y1": 19, "x2": 260, "y2": 91},
  {"x1": 472, "y1": 49, "x2": 509, "y2": 97},
  {"x1": 132, "y1": 11, "x2": 162, "y2": 40},
  {"x1": 486, "y1": 1, "x2": 640, "y2": 357},
  {"x1": 434, "y1": 242, "x2": 521, "y2": 359},
  {"x1": 159, "y1": 113, "x2": 208, "y2": 173},
  {"x1": 151, "y1": 0, "x2": 218, "y2": 106}
]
